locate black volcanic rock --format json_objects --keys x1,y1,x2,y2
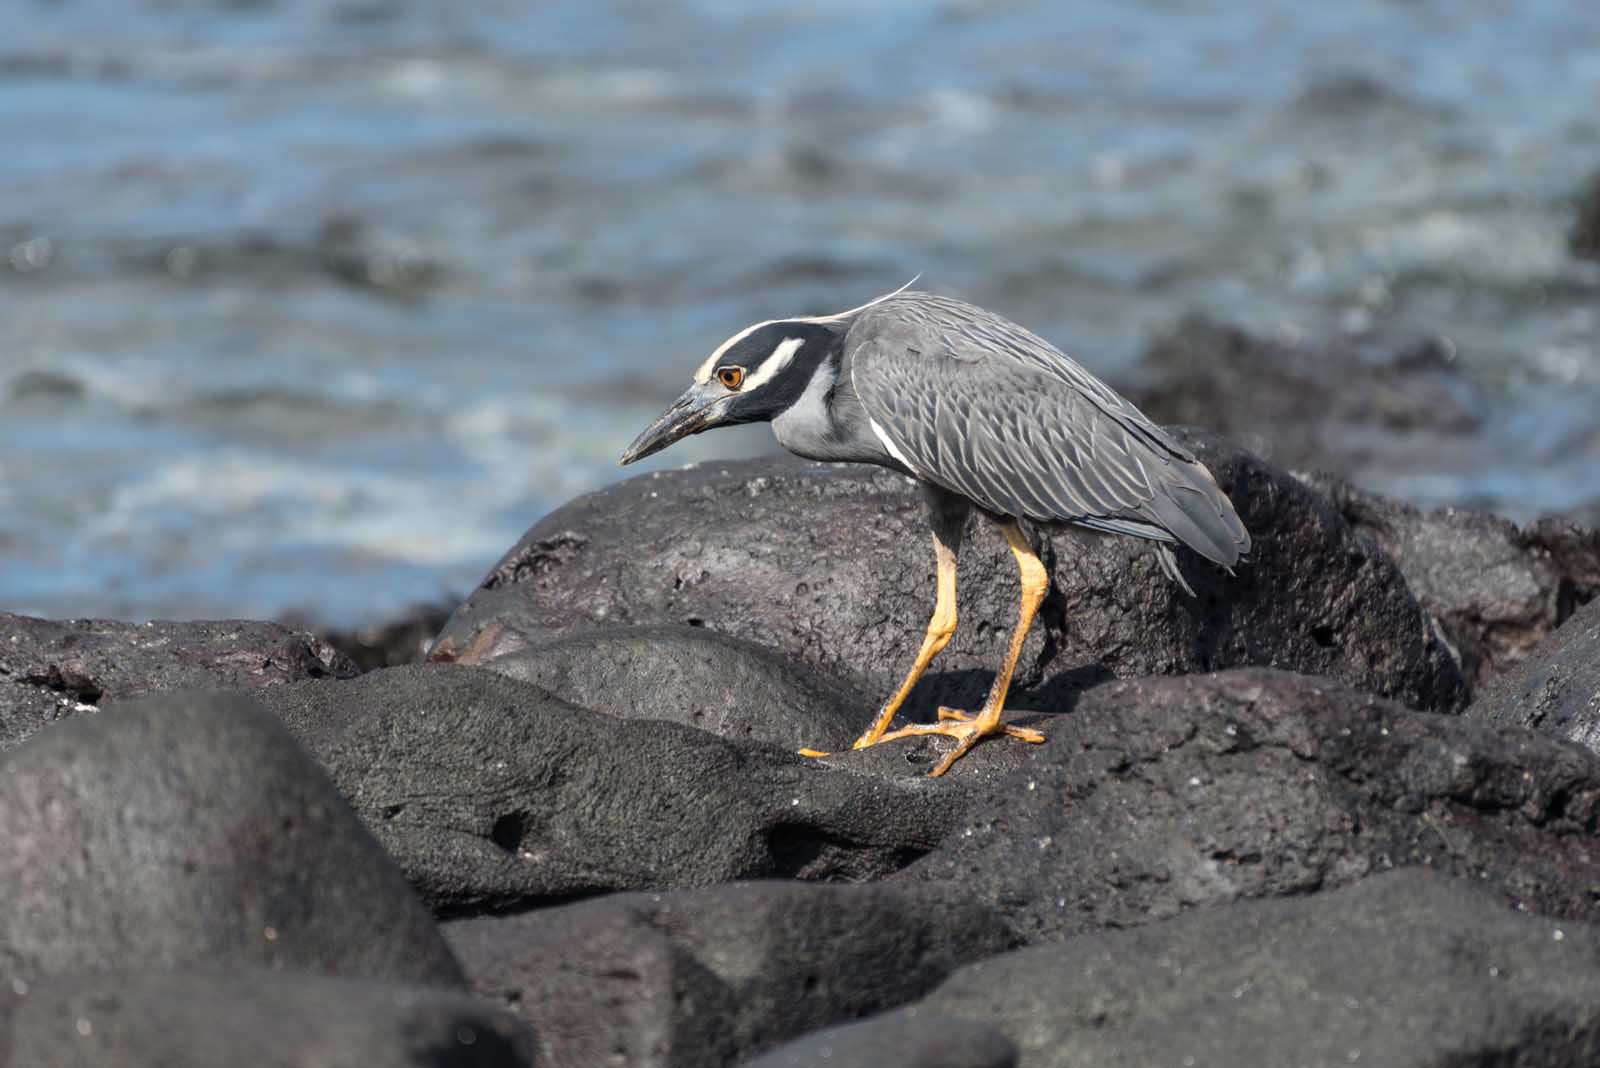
[
  {"x1": 901, "y1": 669, "x2": 1600, "y2": 945},
  {"x1": 484, "y1": 624, "x2": 865, "y2": 752},
  {"x1": 4, "y1": 968, "x2": 536, "y2": 1068},
  {"x1": 255, "y1": 664, "x2": 965, "y2": 913},
  {"x1": 0, "y1": 612, "x2": 355, "y2": 751},
  {"x1": 445, "y1": 881, "x2": 1012, "y2": 1067},
  {"x1": 1304, "y1": 473, "x2": 1600, "y2": 685},
  {"x1": 0, "y1": 690, "x2": 461, "y2": 985},
  {"x1": 917, "y1": 868, "x2": 1600, "y2": 1068},
  {"x1": 431, "y1": 432, "x2": 1465, "y2": 723},
  {"x1": 1470, "y1": 597, "x2": 1600, "y2": 753}
]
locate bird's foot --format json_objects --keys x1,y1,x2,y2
[
  {"x1": 872, "y1": 706, "x2": 1045, "y2": 777},
  {"x1": 797, "y1": 747, "x2": 830, "y2": 758}
]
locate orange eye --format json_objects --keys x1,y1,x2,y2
[{"x1": 717, "y1": 366, "x2": 745, "y2": 390}]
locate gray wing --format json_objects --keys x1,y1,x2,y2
[{"x1": 848, "y1": 293, "x2": 1250, "y2": 567}]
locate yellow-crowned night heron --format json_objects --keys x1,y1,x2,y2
[{"x1": 620, "y1": 285, "x2": 1250, "y2": 776}]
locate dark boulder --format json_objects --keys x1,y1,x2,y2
[
  {"x1": 1304, "y1": 473, "x2": 1600, "y2": 685},
  {"x1": 444, "y1": 881, "x2": 1012, "y2": 1067},
  {"x1": 484, "y1": 625, "x2": 864, "y2": 751},
  {"x1": 256, "y1": 664, "x2": 966, "y2": 913},
  {"x1": 0, "y1": 690, "x2": 461, "y2": 985},
  {"x1": 741, "y1": 1013, "x2": 1017, "y2": 1068},
  {"x1": 1470, "y1": 597, "x2": 1600, "y2": 753},
  {"x1": 431, "y1": 433, "x2": 1465, "y2": 723},
  {"x1": 1125, "y1": 316, "x2": 1486, "y2": 472},
  {"x1": 3, "y1": 967, "x2": 536, "y2": 1068},
  {"x1": 0, "y1": 613, "x2": 355, "y2": 752},
  {"x1": 917, "y1": 868, "x2": 1600, "y2": 1068},
  {"x1": 901, "y1": 668, "x2": 1600, "y2": 944},
  {"x1": 1572, "y1": 170, "x2": 1600, "y2": 260}
]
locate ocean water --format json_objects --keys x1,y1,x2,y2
[{"x1": 2, "y1": 0, "x2": 1598, "y2": 625}]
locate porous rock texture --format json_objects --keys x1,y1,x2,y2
[
  {"x1": 916, "y1": 868, "x2": 1600, "y2": 1068},
  {"x1": 254, "y1": 663, "x2": 965, "y2": 913},
  {"x1": 0, "y1": 612, "x2": 355, "y2": 751},
  {"x1": 2, "y1": 968, "x2": 537, "y2": 1068},
  {"x1": 900, "y1": 668, "x2": 1600, "y2": 944},
  {"x1": 484, "y1": 623, "x2": 865, "y2": 751},
  {"x1": 1470, "y1": 596, "x2": 1600, "y2": 754},
  {"x1": 1303, "y1": 472, "x2": 1600, "y2": 685},
  {"x1": 444, "y1": 881, "x2": 1012, "y2": 1067},
  {"x1": 431, "y1": 431, "x2": 1466, "y2": 719},
  {"x1": 0, "y1": 690, "x2": 461, "y2": 985}
]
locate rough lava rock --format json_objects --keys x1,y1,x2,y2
[
  {"x1": 1572, "y1": 169, "x2": 1600, "y2": 261},
  {"x1": 3, "y1": 967, "x2": 536, "y2": 1068},
  {"x1": 1303, "y1": 472, "x2": 1600, "y2": 686},
  {"x1": 901, "y1": 668, "x2": 1600, "y2": 944},
  {"x1": 917, "y1": 868, "x2": 1600, "y2": 1068},
  {"x1": 1470, "y1": 597, "x2": 1600, "y2": 754},
  {"x1": 255, "y1": 664, "x2": 966, "y2": 913},
  {"x1": 484, "y1": 624, "x2": 865, "y2": 752},
  {"x1": 742, "y1": 1012, "x2": 1018, "y2": 1068},
  {"x1": 0, "y1": 690, "x2": 461, "y2": 985},
  {"x1": 0, "y1": 612, "x2": 355, "y2": 751},
  {"x1": 444, "y1": 881, "x2": 1012, "y2": 1068},
  {"x1": 431, "y1": 432, "x2": 1465, "y2": 720}
]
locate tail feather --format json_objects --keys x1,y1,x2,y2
[{"x1": 1145, "y1": 460, "x2": 1250, "y2": 567}]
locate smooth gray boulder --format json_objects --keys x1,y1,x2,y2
[
  {"x1": 485, "y1": 624, "x2": 864, "y2": 751},
  {"x1": 741, "y1": 1012, "x2": 1016, "y2": 1068},
  {"x1": 3, "y1": 967, "x2": 536, "y2": 1068},
  {"x1": 0, "y1": 690, "x2": 460, "y2": 985},
  {"x1": 918, "y1": 868, "x2": 1600, "y2": 1068},
  {"x1": 1470, "y1": 596, "x2": 1600, "y2": 753},
  {"x1": 256, "y1": 664, "x2": 966, "y2": 913},
  {"x1": 444, "y1": 881, "x2": 1012, "y2": 1067},
  {"x1": 431, "y1": 432, "x2": 1465, "y2": 719},
  {"x1": 0, "y1": 612, "x2": 355, "y2": 751},
  {"x1": 901, "y1": 668, "x2": 1600, "y2": 944}
]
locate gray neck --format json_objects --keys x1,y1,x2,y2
[{"x1": 771, "y1": 350, "x2": 902, "y2": 469}]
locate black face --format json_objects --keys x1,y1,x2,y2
[{"x1": 619, "y1": 318, "x2": 844, "y2": 465}]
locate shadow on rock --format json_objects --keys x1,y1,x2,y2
[{"x1": 445, "y1": 881, "x2": 1012, "y2": 1067}]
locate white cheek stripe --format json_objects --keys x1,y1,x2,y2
[
  {"x1": 694, "y1": 319, "x2": 776, "y2": 384},
  {"x1": 741, "y1": 337, "x2": 805, "y2": 391},
  {"x1": 869, "y1": 418, "x2": 918, "y2": 472}
]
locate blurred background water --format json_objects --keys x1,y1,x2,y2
[{"x1": 2, "y1": 0, "x2": 1599, "y2": 626}]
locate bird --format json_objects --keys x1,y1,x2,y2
[{"x1": 619, "y1": 283, "x2": 1250, "y2": 776}]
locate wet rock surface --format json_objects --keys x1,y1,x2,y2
[
  {"x1": 1470, "y1": 597, "x2": 1600, "y2": 754},
  {"x1": 4, "y1": 968, "x2": 536, "y2": 1068},
  {"x1": 917, "y1": 868, "x2": 1600, "y2": 1068},
  {"x1": 0, "y1": 612, "x2": 356, "y2": 751},
  {"x1": 254, "y1": 663, "x2": 965, "y2": 913},
  {"x1": 484, "y1": 624, "x2": 865, "y2": 752},
  {"x1": 0, "y1": 689, "x2": 460, "y2": 985},
  {"x1": 1304, "y1": 473, "x2": 1600, "y2": 685},
  {"x1": 901, "y1": 668, "x2": 1600, "y2": 944},
  {"x1": 432, "y1": 432, "x2": 1465, "y2": 719},
  {"x1": 444, "y1": 881, "x2": 1012, "y2": 1067}
]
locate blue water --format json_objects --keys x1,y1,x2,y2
[{"x1": 2, "y1": 0, "x2": 1599, "y2": 624}]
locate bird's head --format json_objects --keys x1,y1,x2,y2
[{"x1": 619, "y1": 317, "x2": 845, "y2": 465}]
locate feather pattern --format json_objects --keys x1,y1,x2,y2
[{"x1": 847, "y1": 292, "x2": 1251, "y2": 566}]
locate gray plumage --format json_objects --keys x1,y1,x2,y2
[
  {"x1": 623, "y1": 288, "x2": 1251, "y2": 593},
  {"x1": 846, "y1": 292, "x2": 1249, "y2": 583}
]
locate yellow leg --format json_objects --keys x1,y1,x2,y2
[
  {"x1": 873, "y1": 521, "x2": 1050, "y2": 777},
  {"x1": 797, "y1": 532, "x2": 958, "y2": 758}
]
